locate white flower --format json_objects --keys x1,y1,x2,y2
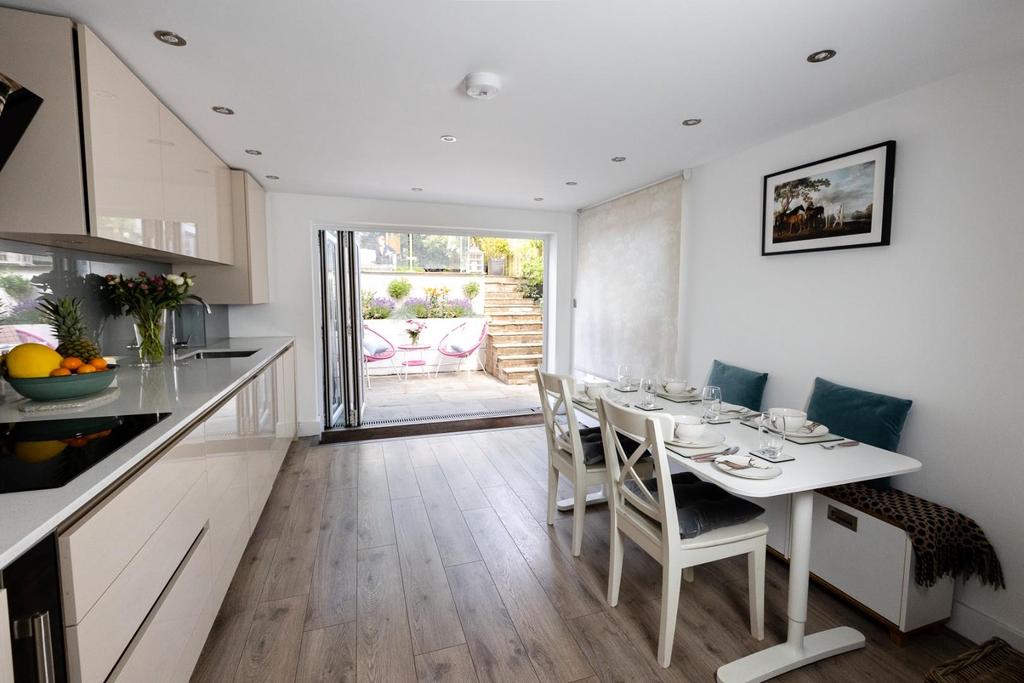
[{"x1": 165, "y1": 274, "x2": 185, "y2": 286}]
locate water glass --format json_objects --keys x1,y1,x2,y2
[
  {"x1": 638, "y1": 376, "x2": 657, "y2": 409},
  {"x1": 758, "y1": 412, "x2": 786, "y2": 457},
  {"x1": 617, "y1": 364, "x2": 633, "y2": 390},
  {"x1": 701, "y1": 385, "x2": 722, "y2": 423}
]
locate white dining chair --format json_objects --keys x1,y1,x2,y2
[
  {"x1": 597, "y1": 397, "x2": 767, "y2": 668},
  {"x1": 536, "y1": 369, "x2": 610, "y2": 557}
]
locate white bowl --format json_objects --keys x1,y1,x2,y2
[
  {"x1": 584, "y1": 382, "x2": 607, "y2": 400},
  {"x1": 674, "y1": 415, "x2": 705, "y2": 441},
  {"x1": 663, "y1": 380, "x2": 689, "y2": 394},
  {"x1": 768, "y1": 408, "x2": 807, "y2": 433}
]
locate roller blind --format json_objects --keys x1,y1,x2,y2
[{"x1": 573, "y1": 175, "x2": 682, "y2": 379}]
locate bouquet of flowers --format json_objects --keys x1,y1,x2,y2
[
  {"x1": 102, "y1": 272, "x2": 202, "y2": 364},
  {"x1": 405, "y1": 319, "x2": 427, "y2": 345}
]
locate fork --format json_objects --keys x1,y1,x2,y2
[
  {"x1": 819, "y1": 440, "x2": 860, "y2": 450},
  {"x1": 690, "y1": 446, "x2": 739, "y2": 461}
]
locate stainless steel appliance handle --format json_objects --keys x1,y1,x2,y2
[{"x1": 12, "y1": 612, "x2": 54, "y2": 683}]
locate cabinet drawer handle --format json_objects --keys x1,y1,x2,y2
[{"x1": 827, "y1": 505, "x2": 858, "y2": 532}]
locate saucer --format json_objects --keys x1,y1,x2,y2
[{"x1": 667, "y1": 430, "x2": 725, "y2": 449}]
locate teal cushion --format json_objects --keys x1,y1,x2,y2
[
  {"x1": 806, "y1": 377, "x2": 912, "y2": 452},
  {"x1": 706, "y1": 360, "x2": 768, "y2": 411}
]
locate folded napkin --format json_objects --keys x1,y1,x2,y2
[{"x1": 716, "y1": 454, "x2": 772, "y2": 470}]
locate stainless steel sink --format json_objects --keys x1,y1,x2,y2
[{"x1": 186, "y1": 349, "x2": 259, "y2": 359}]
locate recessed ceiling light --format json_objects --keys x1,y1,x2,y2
[
  {"x1": 440, "y1": 134, "x2": 457, "y2": 143},
  {"x1": 154, "y1": 30, "x2": 186, "y2": 47},
  {"x1": 212, "y1": 106, "x2": 235, "y2": 115},
  {"x1": 411, "y1": 187, "x2": 423, "y2": 192},
  {"x1": 611, "y1": 156, "x2": 626, "y2": 163},
  {"x1": 533, "y1": 197, "x2": 544, "y2": 202},
  {"x1": 681, "y1": 118, "x2": 702, "y2": 126},
  {"x1": 807, "y1": 49, "x2": 837, "y2": 63},
  {"x1": 265, "y1": 175, "x2": 279, "y2": 180},
  {"x1": 565, "y1": 181, "x2": 578, "y2": 186},
  {"x1": 244, "y1": 149, "x2": 262, "y2": 156}
]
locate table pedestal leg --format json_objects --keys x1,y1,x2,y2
[
  {"x1": 716, "y1": 491, "x2": 865, "y2": 683},
  {"x1": 556, "y1": 484, "x2": 607, "y2": 511}
]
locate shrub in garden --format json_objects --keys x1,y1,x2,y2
[
  {"x1": 387, "y1": 278, "x2": 412, "y2": 300},
  {"x1": 462, "y1": 281, "x2": 480, "y2": 300}
]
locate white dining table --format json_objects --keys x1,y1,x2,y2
[{"x1": 572, "y1": 393, "x2": 921, "y2": 683}]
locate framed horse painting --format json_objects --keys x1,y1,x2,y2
[{"x1": 762, "y1": 140, "x2": 895, "y2": 255}]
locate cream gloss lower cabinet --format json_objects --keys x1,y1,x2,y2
[{"x1": 58, "y1": 349, "x2": 296, "y2": 682}]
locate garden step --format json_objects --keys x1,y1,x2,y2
[
  {"x1": 492, "y1": 342, "x2": 542, "y2": 353},
  {"x1": 487, "y1": 321, "x2": 542, "y2": 332},
  {"x1": 496, "y1": 365, "x2": 540, "y2": 385},
  {"x1": 487, "y1": 331, "x2": 543, "y2": 343},
  {"x1": 487, "y1": 317, "x2": 544, "y2": 325},
  {"x1": 483, "y1": 305, "x2": 540, "y2": 313},
  {"x1": 497, "y1": 354, "x2": 543, "y2": 369}
]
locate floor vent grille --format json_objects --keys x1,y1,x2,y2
[{"x1": 361, "y1": 406, "x2": 540, "y2": 427}]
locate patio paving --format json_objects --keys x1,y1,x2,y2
[{"x1": 362, "y1": 370, "x2": 539, "y2": 423}]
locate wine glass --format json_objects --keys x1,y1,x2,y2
[
  {"x1": 638, "y1": 376, "x2": 657, "y2": 409},
  {"x1": 701, "y1": 385, "x2": 722, "y2": 423},
  {"x1": 758, "y1": 412, "x2": 786, "y2": 458},
  {"x1": 617, "y1": 364, "x2": 633, "y2": 390}
]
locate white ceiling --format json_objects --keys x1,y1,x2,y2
[{"x1": 9, "y1": 0, "x2": 1024, "y2": 211}]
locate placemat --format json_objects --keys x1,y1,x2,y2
[{"x1": 739, "y1": 418, "x2": 843, "y2": 444}]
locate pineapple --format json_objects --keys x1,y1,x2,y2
[{"x1": 37, "y1": 297, "x2": 102, "y2": 361}]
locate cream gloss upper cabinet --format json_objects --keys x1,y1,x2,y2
[
  {"x1": 79, "y1": 26, "x2": 166, "y2": 252},
  {"x1": 0, "y1": 10, "x2": 89, "y2": 238},
  {"x1": 176, "y1": 171, "x2": 268, "y2": 304}
]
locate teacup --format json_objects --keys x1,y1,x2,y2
[
  {"x1": 584, "y1": 382, "x2": 605, "y2": 400},
  {"x1": 674, "y1": 415, "x2": 705, "y2": 441},
  {"x1": 768, "y1": 408, "x2": 807, "y2": 433},
  {"x1": 663, "y1": 379, "x2": 689, "y2": 395}
]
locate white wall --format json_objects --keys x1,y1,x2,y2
[
  {"x1": 229, "y1": 192, "x2": 576, "y2": 435},
  {"x1": 680, "y1": 57, "x2": 1024, "y2": 646}
]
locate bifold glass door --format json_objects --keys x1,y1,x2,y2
[{"x1": 319, "y1": 230, "x2": 363, "y2": 428}]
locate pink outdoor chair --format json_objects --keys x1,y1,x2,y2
[
  {"x1": 362, "y1": 324, "x2": 398, "y2": 386},
  {"x1": 434, "y1": 321, "x2": 488, "y2": 377}
]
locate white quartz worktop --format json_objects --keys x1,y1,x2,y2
[{"x1": 0, "y1": 336, "x2": 294, "y2": 568}]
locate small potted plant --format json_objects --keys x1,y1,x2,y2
[{"x1": 405, "y1": 319, "x2": 427, "y2": 345}]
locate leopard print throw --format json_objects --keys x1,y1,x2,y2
[{"x1": 821, "y1": 483, "x2": 1005, "y2": 589}]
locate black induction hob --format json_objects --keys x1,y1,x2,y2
[{"x1": 0, "y1": 413, "x2": 170, "y2": 494}]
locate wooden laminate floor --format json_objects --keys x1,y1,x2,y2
[{"x1": 192, "y1": 427, "x2": 969, "y2": 683}]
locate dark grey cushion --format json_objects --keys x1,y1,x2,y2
[
  {"x1": 577, "y1": 426, "x2": 647, "y2": 466},
  {"x1": 627, "y1": 472, "x2": 764, "y2": 539}
]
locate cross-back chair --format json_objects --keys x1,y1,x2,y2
[
  {"x1": 536, "y1": 369, "x2": 610, "y2": 556},
  {"x1": 597, "y1": 397, "x2": 768, "y2": 668}
]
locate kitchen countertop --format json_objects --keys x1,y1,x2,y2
[{"x1": 0, "y1": 336, "x2": 294, "y2": 568}]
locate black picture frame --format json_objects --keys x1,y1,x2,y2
[{"x1": 761, "y1": 140, "x2": 895, "y2": 256}]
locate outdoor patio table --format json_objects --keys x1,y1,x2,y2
[
  {"x1": 572, "y1": 394, "x2": 921, "y2": 682},
  {"x1": 396, "y1": 344, "x2": 431, "y2": 380}
]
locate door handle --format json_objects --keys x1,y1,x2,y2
[{"x1": 12, "y1": 611, "x2": 55, "y2": 683}]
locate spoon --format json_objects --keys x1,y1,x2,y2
[
  {"x1": 820, "y1": 440, "x2": 860, "y2": 450},
  {"x1": 691, "y1": 446, "x2": 739, "y2": 461}
]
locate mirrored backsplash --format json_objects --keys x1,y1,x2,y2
[{"x1": 0, "y1": 238, "x2": 228, "y2": 355}]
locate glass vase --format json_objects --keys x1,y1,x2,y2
[{"x1": 133, "y1": 309, "x2": 168, "y2": 366}]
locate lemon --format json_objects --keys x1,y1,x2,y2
[
  {"x1": 14, "y1": 440, "x2": 68, "y2": 462},
  {"x1": 6, "y1": 343, "x2": 63, "y2": 378}
]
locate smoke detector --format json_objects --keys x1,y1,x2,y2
[{"x1": 464, "y1": 72, "x2": 502, "y2": 100}]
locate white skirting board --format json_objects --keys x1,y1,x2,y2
[
  {"x1": 949, "y1": 600, "x2": 1024, "y2": 652},
  {"x1": 298, "y1": 420, "x2": 321, "y2": 437}
]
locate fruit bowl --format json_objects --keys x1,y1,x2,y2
[{"x1": 6, "y1": 366, "x2": 118, "y2": 402}]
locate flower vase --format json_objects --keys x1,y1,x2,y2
[
  {"x1": 407, "y1": 332, "x2": 421, "y2": 346},
  {"x1": 133, "y1": 309, "x2": 168, "y2": 366}
]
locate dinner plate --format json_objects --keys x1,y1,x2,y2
[
  {"x1": 789, "y1": 423, "x2": 829, "y2": 438},
  {"x1": 713, "y1": 456, "x2": 782, "y2": 479},
  {"x1": 571, "y1": 394, "x2": 597, "y2": 408},
  {"x1": 666, "y1": 430, "x2": 725, "y2": 449}
]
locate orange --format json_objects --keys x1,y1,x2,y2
[
  {"x1": 76, "y1": 364, "x2": 98, "y2": 374},
  {"x1": 61, "y1": 357, "x2": 84, "y2": 370},
  {"x1": 49, "y1": 367, "x2": 72, "y2": 377},
  {"x1": 88, "y1": 357, "x2": 109, "y2": 370}
]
